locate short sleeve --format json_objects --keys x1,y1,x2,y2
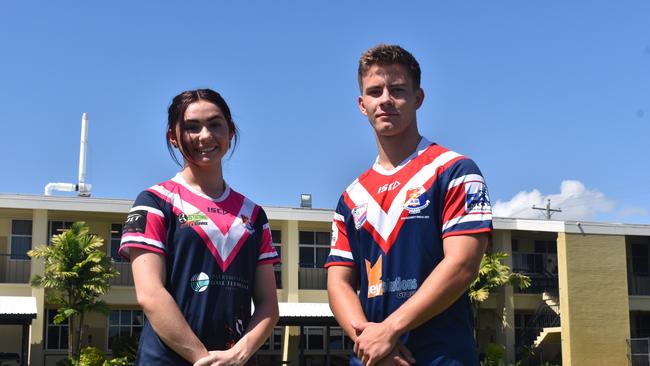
[
  {"x1": 255, "y1": 208, "x2": 280, "y2": 266},
  {"x1": 119, "y1": 190, "x2": 168, "y2": 260},
  {"x1": 324, "y1": 197, "x2": 355, "y2": 268},
  {"x1": 441, "y1": 158, "x2": 493, "y2": 238}
]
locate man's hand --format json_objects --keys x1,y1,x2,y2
[
  {"x1": 377, "y1": 342, "x2": 416, "y2": 366},
  {"x1": 352, "y1": 321, "x2": 399, "y2": 366},
  {"x1": 192, "y1": 349, "x2": 245, "y2": 366}
]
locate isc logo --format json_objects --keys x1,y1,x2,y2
[{"x1": 377, "y1": 181, "x2": 400, "y2": 194}]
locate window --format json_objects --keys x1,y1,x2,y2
[
  {"x1": 271, "y1": 229, "x2": 282, "y2": 288},
  {"x1": 304, "y1": 326, "x2": 324, "y2": 350},
  {"x1": 48, "y1": 221, "x2": 74, "y2": 244},
  {"x1": 299, "y1": 231, "x2": 330, "y2": 268},
  {"x1": 11, "y1": 220, "x2": 32, "y2": 260},
  {"x1": 632, "y1": 244, "x2": 650, "y2": 276},
  {"x1": 329, "y1": 326, "x2": 353, "y2": 351},
  {"x1": 111, "y1": 224, "x2": 124, "y2": 262},
  {"x1": 260, "y1": 326, "x2": 283, "y2": 351},
  {"x1": 108, "y1": 309, "x2": 144, "y2": 350},
  {"x1": 46, "y1": 309, "x2": 69, "y2": 350}
]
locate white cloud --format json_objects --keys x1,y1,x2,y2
[{"x1": 493, "y1": 180, "x2": 615, "y2": 220}]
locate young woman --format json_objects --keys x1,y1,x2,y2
[{"x1": 119, "y1": 89, "x2": 280, "y2": 366}]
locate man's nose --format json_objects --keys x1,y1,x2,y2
[{"x1": 378, "y1": 88, "x2": 393, "y2": 106}]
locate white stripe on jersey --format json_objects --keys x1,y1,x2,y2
[
  {"x1": 258, "y1": 251, "x2": 279, "y2": 260},
  {"x1": 442, "y1": 213, "x2": 493, "y2": 232},
  {"x1": 447, "y1": 174, "x2": 485, "y2": 190},
  {"x1": 347, "y1": 150, "x2": 462, "y2": 242},
  {"x1": 263, "y1": 223, "x2": 270, "y2": 230},
  {"x1": 333, "y1": 212, "x2": 345, "y2": 222},
  {"x1": 329, "y1": 248, "x2": 353, "y2": 260},
  {"x1": 150, "y1": 184, "x2": 255, "y2": 263},
  {"x1": 120, "y1": 235, "x2": 165, "y2": 249},
  {"x1": 131, "y1": 205, "x2": 164, "y2": 217}
]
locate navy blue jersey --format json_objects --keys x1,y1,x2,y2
[
  {"x1": 119, "y1": 174, "x2": 279, "y2": 365},
  {"x1": 325, "y1": 138, "x2": 492, "y2": 365}
]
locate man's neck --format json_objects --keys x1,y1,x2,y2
[{"x1": 375, "y1": 129, "x2": 422, "y2": 171}]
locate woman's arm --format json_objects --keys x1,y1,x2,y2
[
  {"x1": 194, "y1": 263, "x2": 279, "y2": 366},
  {"x1": 131, "y1": 248, "x2": 209, "y2": 363}
]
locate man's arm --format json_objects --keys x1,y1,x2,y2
[
  {"x1": 328, "y1": 266, "x2": 415, "y2": 366},
  {"x1": 327, "y1": 265, "x2": 368, "y2": 342},
  {"x1": 353, "y1": 233, "x2": 488, "y2": 365},
  {"x1": 131, "y1": 248, "x2": 209, "y2": 363},
  {"x1": 194, "y1": 264, "x2": 279, "y2": 366}
]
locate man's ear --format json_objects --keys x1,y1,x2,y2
[
  {"x1": 415, "y1": 88, "x2": 425, "y2": 109},
  {"x1": 358, "y1": 95, "x2": 368, "y2": 116}
]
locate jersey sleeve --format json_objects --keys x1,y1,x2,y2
[
  {"x1": 325, "y1": 197, "x2": 355, "y2": 268},
  {"x1": 119, "y1": 190, "x2": 168, "y2": 260},
  {"x1": 441, "y1": 158, "x2": 493, "y2": 238},
  {"x1": 255, "y1": 208, "x2": 280, "y2": 266}
]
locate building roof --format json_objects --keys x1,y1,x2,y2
[
  {"x1": 277, "y1": 302, "x2": 338, "y2": 326},
  {"x1": 0, "y1": 296, "x2": 37, "y2": 324},
  {"x1": 1, "y1": 193, "x2": 649, "y2": 235}
]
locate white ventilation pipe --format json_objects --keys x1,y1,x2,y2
[{"x1": 44, "y1": 113, "x2": 92, "y2": 196}]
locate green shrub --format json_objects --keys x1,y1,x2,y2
[{"x1": 79, "y1": 347, "x2": 105, "y2": 366}]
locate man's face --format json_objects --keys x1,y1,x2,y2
[{"x1": 358, "y1": 64, "x2": 424, "y2": 138}]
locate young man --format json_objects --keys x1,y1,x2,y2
[{"x1": 325, "y1": 45, "x2": 492, "y2": 366}]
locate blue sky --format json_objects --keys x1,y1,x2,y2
[{"x1": 1, "y1": 1, "x2": 649, "y2": 224}]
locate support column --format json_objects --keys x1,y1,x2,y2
[
  {"x1": 557, "y1": 232, "x2": 630, "y2": 366},
  {"x1": 282, "y1": 220, "x2": 300, "y2": 365},
  {"x1": 492, "y1": 230, "x2": 515, "y2": 364},
  {"x1": 30, "y1": 209, "x2": 48, "y2": 366}
]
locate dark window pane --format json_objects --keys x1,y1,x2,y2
[
  {"x1": 109, "y1": 310, "x2": 119, "y2": 325},
  {"x1": 61, "y1": 326, "x2": 69, "y2": 349},
  {"x1": 308, "y1": 330, "x2": 324, "y2": 350},
  {"x1": 120, "y1": 310, "x2": 131, "y2": 326},
  {"x1": 300, "y1": 247, "x2": 314, "y2": 267},
  {"x1": 316, "y1": 248, "x2": 329, "y2": 268},
  {"x1": 316, "y1": 232, "x2": 330, "y2": 245},
  {"x1": 134, "y1": 311, "x2": 144, "y2": 326},
  {"x1": 299, "y1": 231, "x2": 314, "y2": 244},
  {"x1": 47, "y1": 326, "x2": 59, "y2": 349},
  {"x1": 271, "y1": 230, "x2": 281, "y2": 244},
  {"x1": 111, "y1": 224, "x2": 123, "y2": 238},
  {"x1": 11, "y1": 237, "x2": 31, "y2": 259},
  {"x1": 12, "y1": 220, "x2": 32, "y2": 235},
  {"x1": 511, "y1": 239, "x2": 519, "y2": 252}
]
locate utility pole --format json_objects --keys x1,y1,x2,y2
[{"x1": 532, "y1": 198, "x2": 562, "y2": 219}]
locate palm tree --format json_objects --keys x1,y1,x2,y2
[
  {"x1": 28, "y1": 221, "x2": 118, "y2": 362},
  {"x1": 470, "y1": 252, "x2": 531, "y2": 352}
]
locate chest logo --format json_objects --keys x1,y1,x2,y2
[
  {"x1": 178, "y1": 212, "x2": 209, "y2": 227},
  {"x1": 190, "y1": 272, "x2": 210, "y2": 293},
  {"x1": 240, "y1": 215, "x2": 255, "y2": 234},
  {"x1": 351, "y1": 203, "x2": 368, "y2": 230},
  {"x1": 403, "y1": 187, "x2": 430, "y2": 214}
]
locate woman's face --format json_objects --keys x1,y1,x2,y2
[{"x1": 172, "y1": 100, "x2": 233, "y2": 168}]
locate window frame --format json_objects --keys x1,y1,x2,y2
[
  {"x1": 298, "y1": 231, "x2": 331, "y2": 268},
  {"x1": 45, "y1": 309, "x2": 70, "y2": 351},
  {"x1": 107, "y1": 309, "x2": 144, "y2": 351}
]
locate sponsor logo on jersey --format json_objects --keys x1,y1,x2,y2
[
  {"x1": 240, "y1": 215, "x2": 255, "y2": 234},
  {"x1": 403, "y1": 186, "x2": 430, "y2": 214},
  {"x1": 124, "y1": 210, "x2": 147, "y2": 234},
  {"x1": 190, "y1": 272, "x2": 210, "y2": 292},
  {"x1": 465, "y1": 182, "x2": 491, "y2": 214},
  {"x1": 190, "y1": 272, "x2": 250, "y2": 293},
  {"x1": 352, "y1": 203, "x2": 368, "y2": 230},
  {"x1": 365, "y1": 256, "x2": 383, "y2": 298},
  {"x1": 377, "y1": 180, "x2": 401, "y2": 194},
  {"x1": 178, "y1": 211, "x2": 209, "y2": 227},
  {"x1": 365, "y1": 255, "x2": 419, "y2": 299}
]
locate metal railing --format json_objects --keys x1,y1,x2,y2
[
  {"x1": 515, "y1": 275, "x2": 559, "y2": 295},
  {"x1": 0, "y1": 254, "x2": 31, "y2": 283},
  {"x1": 109, "y1": 261, "x2": 134, "y2": 286},
  {"x1": 299, "y1": 267, "x2": 327, "y2": 290}
]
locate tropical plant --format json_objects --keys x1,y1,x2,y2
[
  {"x1": 470, "y1": 252, "x2": 531, "y2": 303},
  {"x1": 28, "y1": 221, "x2": 119, "y2": 362}
]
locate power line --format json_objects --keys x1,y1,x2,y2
[{"x1": 532, "y1": 198, "x2": 562, "y2": 219}]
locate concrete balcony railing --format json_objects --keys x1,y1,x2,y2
[
  {"x1": 109, "y1": 261, "x2": 134, "y2": 287},
  {"x1": 0, "y1": 253, "x2": 31, "y2": 283}
]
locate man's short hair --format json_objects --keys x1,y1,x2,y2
[{"x1": 358, "y1": 44, "x2": 421, "y2": 91}]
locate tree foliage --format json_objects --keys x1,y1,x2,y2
[
  {"x1": 29, "y1": 221, "x2": 118, "y2": 361},
  {"x1": 470, "y1": 252, "x2": 531, "y2": 303}
]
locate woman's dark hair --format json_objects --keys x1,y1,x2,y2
[{"x1": 166, "y1": 88, "x2": 239, "y2": 166}]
